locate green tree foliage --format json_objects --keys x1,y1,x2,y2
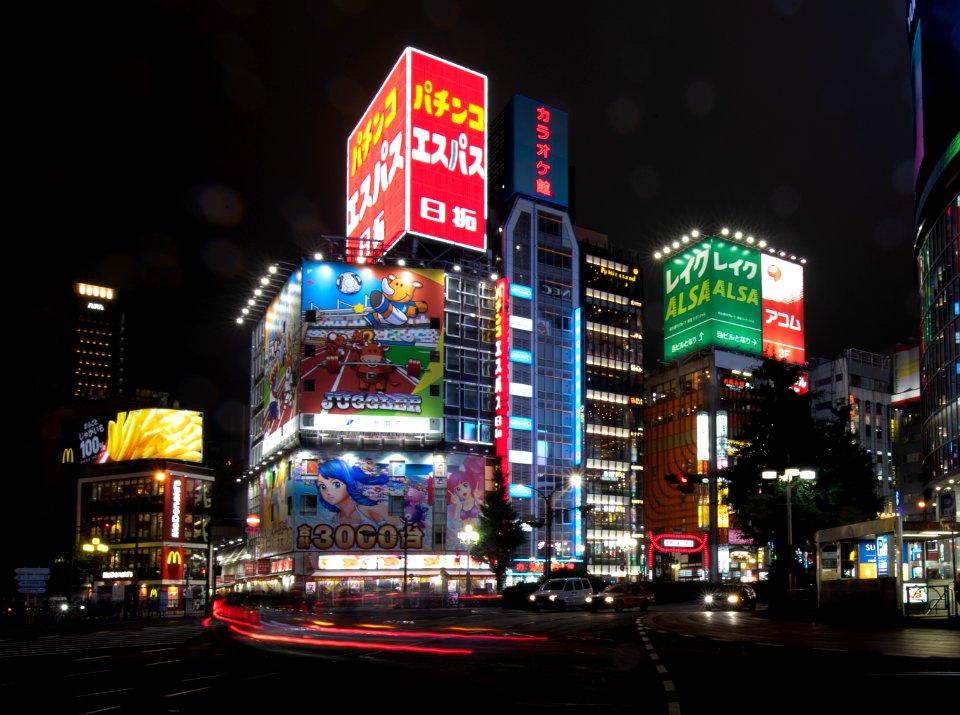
[
  {"x1": 472, "y1": 462, "x2": 527, "y2": 593},
  {"x1": 722, "y1": 358, "x2": 881, "y2": 584}
]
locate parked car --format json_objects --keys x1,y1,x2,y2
[
  {"x1": 703, "y1": 583, "x2": 757, "y2": 611},
  {"x1": 529, "y1": 577, "x2": 594, "y2": 611},
  {"x1": 586, "y1": 582, "x2": 655, "y2": 612}
]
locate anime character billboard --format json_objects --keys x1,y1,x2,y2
[
  {"x1": 298, "y1": 261, "x2": 443, "y2": 435},
  {"x1": 262, "y1": 271, "x2": 303, "y2": 454},
  {"x1": 445, "y1": 455, "x2": 487, "y2": 547},
  {"x1": 295, "y1": 456, "x2": 432, "y2": 554}
]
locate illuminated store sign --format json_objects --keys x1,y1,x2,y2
[
  {"x1": 500, "y1": 94, "x2": 569, "y2": 207},
  {"x1": 494, "y1": 278, "x2": 511, "y2": 482},
  {"x1": 346, "y1": 47, "x2": 487, "y2": 257},
  {"x1": 170, "y1": 478, "x2": 182, "y2": 540},
  {"x1": 662, "y1": 236, "x2": 805, "y2": 364}
]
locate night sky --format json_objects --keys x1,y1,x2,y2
[{"x1": 19, "y1": 1, "x2": 919, "y2": 459}]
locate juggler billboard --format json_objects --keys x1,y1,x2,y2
[
  {"x1": 298, "y1": 262, "x2": 443, "y2": 435},
  {"x1": 346, "y1": 47, "x2": 488, "y2": 256},
  {"x1": 663, "y1": 236, "x2": 804, "y2": 364}
]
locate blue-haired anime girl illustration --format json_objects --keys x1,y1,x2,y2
[{"x1": 316, "y1": 458, "x2": 399, "y2": 527}]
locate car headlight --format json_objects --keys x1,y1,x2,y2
[
  {"x1": 585, "y1": 595, "x2": 593, "y2": 604},
  {"x1": 604, "y1": 596, "x2": 614, "y2": 604},
  {"x1": 727, "y1": 594, "x2": 739, "y2": 605},
  {"x1": 529, "y1": 594, "x2": 537, "y2": 602},
  {"x1": 704, "y1": 595, "x2": 714, "y2": 604},
  {"x1": 548, "y1": 594, "x2": 557, "y2": 601}
]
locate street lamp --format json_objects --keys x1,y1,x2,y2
[
  {"x1": 762, "y1": 467, "x2": 816, "y2": 591},
  {"x1": 457, "y1": 523, "x2": 480, "y2": 597},
  {"x1": 82, "y1": 538, "x2": 109, "y2": 601},
  {"x1": 400, "y1": 514, "x2": 413, "y2": 599},
  {"x1": 519, "y1": 474, "x2": 582, "y2": 579}
]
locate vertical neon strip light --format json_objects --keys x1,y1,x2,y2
[
  {"x1": 574, "y1": 307, "x2": 582, "y2": 465},
  {"x1": 494, "y1": 278, "x2": 511, "y2": 485},
  {"x1": 573, "y1": 306, "x2": 583, "y2": 557}
]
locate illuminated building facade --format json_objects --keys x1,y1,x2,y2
[
  {"x1": 234, "y1": 48, "x2": 497, "y2": 603},
  {"x1": 491, "y1": 95, "x2": 584, "y2": 580},
  {"x1": 646, "y1": 230, "x2": 807, "y2": 581},
  {"x1": 907, "y1": 2, "x2": 959, "y2": 523},
  {"x1": 70, "y1": 282, "x2": 124, "y2": 401},
  {"x1": 576, "y1": 229, "x2": 644, "y2": 579}
]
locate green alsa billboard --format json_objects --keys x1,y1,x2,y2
[{"x1": 663, "y1": 237, "x2": 762, "y2": 359}]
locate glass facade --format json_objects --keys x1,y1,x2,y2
[
  {"x1": 580, "y1": 246, "x2": 643, "y2": 579},
  {"x1": 917, "y1": 196, "x2": 959, "y2": 495}
]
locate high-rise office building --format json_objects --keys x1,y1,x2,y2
[
  {"x1": 906, "y1": 3, "x2": 959, "y2": 522},
  {"x1": 576, "y1": 229, "x2": 644, "y2": 579},
  {"x1": 69, "y1": 282, "x2": 125, "y2": 401}
]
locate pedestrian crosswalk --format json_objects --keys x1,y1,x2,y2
[{"x1": 0, "y1": 621, "x2": 206, "y2": 658}]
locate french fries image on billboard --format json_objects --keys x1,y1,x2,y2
[{"x1": 106, "y1": 409, "x2": 203, "y2": 462}]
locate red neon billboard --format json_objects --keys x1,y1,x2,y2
[
  {"x1": 494, "y1": 278, "x2": 510, "y2": 483},
  {"x1": 760, "y1": 253, "x2": 805, "y2": 364},
  {"x1": 346, "y1": 47, "x2": 487, "y2": 257}
]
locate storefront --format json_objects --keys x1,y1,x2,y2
[{"x1": 815, "y1": 516, "x2": 958, "y2": 620}]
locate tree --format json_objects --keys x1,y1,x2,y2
[
  {"x1": 722, "y1": 357, "x2": 881, "y2": 589},
  {"x1": 471, "y1": 462, "x2": 527, "y2": 593}
]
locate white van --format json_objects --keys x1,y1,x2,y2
[{"x1": 529, "y1": 577, "x2": 594, "y2": 611}]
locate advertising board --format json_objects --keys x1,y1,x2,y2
[
  {"x1": 62, "y1": 409, "x2": 203, "y2": 465},
  {"x1": 261, "y1": 270, "x2": 303, "y2": 455},
  {"x1": 662, "y1": 236, "x2": 805, "y2": 364},
  {"x1": 501, "y1": 94, "x2": 569, "y2": 207},
  {"x1": 346, "y1": 47, "x2": 487, "y2": 257},
  {"x1": 298, "y1": 262, "x2": 443, "y2": 435}
]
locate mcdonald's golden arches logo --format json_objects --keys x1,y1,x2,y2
[
  {"x1": 167, "y1": 550, "x2": 183, "y2": 565},
  {"x1": 62, "y1": 448, "x2": 75, "y2": 464}
]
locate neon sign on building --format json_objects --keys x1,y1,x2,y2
[
  {"x1": 494, "y1": 278, "x2": 511, "y2": 482},
  {"x1": 346, "y1": 47, "x2": 488, "y2": 258}
]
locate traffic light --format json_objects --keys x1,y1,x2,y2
[
  {"x1": 676, "y1": 473, "x2": 696, "y2": 494},
  {"x1": 665, "y1": 473, "x2": 698, "y2": 494}
]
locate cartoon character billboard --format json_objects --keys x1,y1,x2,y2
[
  {"x1": 299, "y1": 261, "x2": 443, "y2": 435},
  {"x1": 346, "y1": 47, "x2": 487, "y2": 258},
  {"x1": 445, "y1": 454, "x2": 487, "y2": 548},
  {"x1": 262, "y1": 270, "x2": 303, "y2": 455},
  {"x1": 294, "y1": 456, "x2": 432, "y2": 553}
]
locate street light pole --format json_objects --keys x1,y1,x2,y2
[
  {"x1": 762, "y1": 467, "x2": 815, "y2": 592},
  {"x1": 526, "y1": 474, "x2": 581, "y2": 580},
  {"x1": 401, "y1": 514, "x2": 412, "y2": 599},
  {"x1": 457, "y1": 523, "x2": 479, "y2": 598},
  {"x1": 544, "y1": 492, "x2": 554, "y2": 579}
]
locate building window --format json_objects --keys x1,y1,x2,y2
[{"x1": 301, "y1": 494, "x2": 317, "y2": 516}]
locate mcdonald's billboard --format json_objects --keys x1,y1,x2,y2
[
  {"x1": 162, "y1": 546, "x2": 184, "y2": 581},
  {"x1": 62, "y1": 408, "x2": 203, "y2": 465}
]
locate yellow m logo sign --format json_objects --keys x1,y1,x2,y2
[
  {"x1": 62, "y1": 448, "x2": 75, "y2": 464},
  {"x1": 167, "y1": 550, "x2": 182, "y2": 565}
]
